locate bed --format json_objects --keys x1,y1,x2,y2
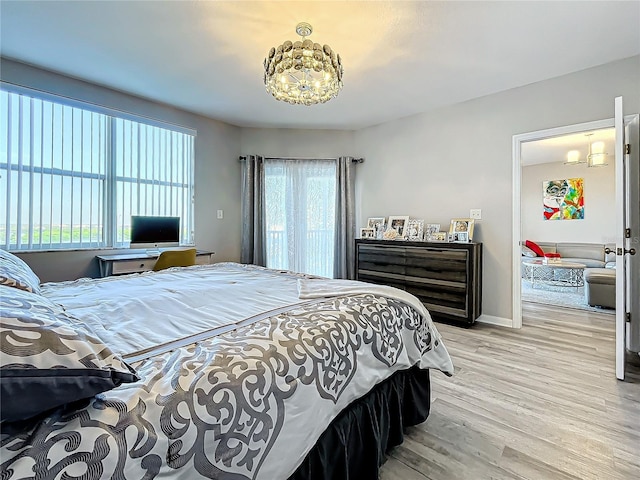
[{"x1": 0, "y1": 258, "x2": 453, "y2": 479}]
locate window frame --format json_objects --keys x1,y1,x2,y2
[{"x1": 0, "y1": 82, "x2": 196, "y2": 252}]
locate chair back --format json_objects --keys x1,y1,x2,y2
[{"x1": 153, "y1": 248, "x2": 197, "y2": 271}]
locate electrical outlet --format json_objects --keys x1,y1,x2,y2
[
  {"x1": 217, "y1": 210, "x2": 224, "y2": 219},
  {"x1": 470, "y1": 209, "x2": 482, "y2": 220}
]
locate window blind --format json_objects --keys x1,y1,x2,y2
[{"x1": 0, "y1": 88, "x2": 195, "y2": 251}]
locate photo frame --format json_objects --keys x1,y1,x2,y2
[
  {"x1": 387, "y1": 215, "x2": 410, "y2": 238},
  {"x1": 424, "y1": 223, "x2": 441, "y2": 240},
  {"x1": 453, "y1": 231, "x2": 469, "y2": 243},
  {"x1": 366, "y1": 217, "x2": 386, "y2": 238},
  {"x1": 449, "y1": 218, "x2": 475, "y2": 240},
  {"x1": 406, "y1": 219, "x2": 424, "y2": 241},
  {"x1": 359, "y1": 227, "x2": 375, "y2": 239},
  {"x1": 430, "y1": 231, "x2": 448, "y2": 242}
]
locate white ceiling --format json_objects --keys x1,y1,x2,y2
[
  {"x1": 521, "y1": 128, "x2": 615, "y2": 166},
  {"x1": 1, "y1": 1, "x2": 639, "y2": 130}
]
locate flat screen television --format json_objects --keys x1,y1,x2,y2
[{"x1": 130, "y1": 216, "x2": 180, "y2": 251}]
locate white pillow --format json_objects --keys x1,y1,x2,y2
[{"x1": 521, "y1": 245, "x2": 537, "y2": 257}]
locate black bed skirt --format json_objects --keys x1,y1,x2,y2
[{"x1": 288, "y1": 366, "x2": 431, "y2": 480}]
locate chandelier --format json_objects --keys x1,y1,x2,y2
[{"x1": 263, "y1": 22, "x2": 344, "y2": 105}]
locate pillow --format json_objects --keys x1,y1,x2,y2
[
  {"x1": 0, "y1": 286, "x2": 138, "y2": 422},
  {"x1": 521, "y1": 245, "x2": 537, "y2": 257},
  {"x1": 524, "y1": 240, "x2": 545, "y2": 257},
  {"x1": 0, "y1": 249, "x2": 41, "y2": 294}
]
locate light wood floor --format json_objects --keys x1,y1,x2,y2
[{"x1": 379, "y1": 302, "x2": 640, "y2": 480}]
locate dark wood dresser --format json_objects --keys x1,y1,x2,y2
[{"x1": 355, "y1": 239, "x2": 482, "y2": 326}]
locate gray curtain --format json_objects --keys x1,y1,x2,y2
[
  {"x1": 334, "y1": 157, "x2": 356, "y2": 279},
  {"x1": 240, "y1": 155, "x2": 266, "y2": 266}
]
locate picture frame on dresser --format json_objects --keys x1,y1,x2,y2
[
  {"x1": 360, "y1": 227, "x2": 375, "y2": 239},
  {"x1": 387, "y1": 216, "x2": 410, "y2": 238},
  {"x1": 449, "y1": 218, "x2": 475, "y2": 240},
  {"x1": 366, "y1": 217, "x2": 386, "y2": 231},
  {"x1": 366, "y1": 217, "x2": 386, "y2": 239},
  {"x1": 424, "y1": 223, "x2": 441, "y2": 240},
  {"x1": 406, "y1": 219, "x2": 424, "y2": 241},
  {"x1": 454, "y1": 232, "x2": 469, "y2": 243},
  {"x1": 429, "y1": 232, "x2": 448, "y2": 242}
]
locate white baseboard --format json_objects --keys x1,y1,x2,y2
[{"x1": 476, "y1": 314, "x2": 514, "y2": 328}]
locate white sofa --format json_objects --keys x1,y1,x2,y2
[
  {"x1": 522, "y1": 241, "x2": 616, "y2": 309},
  {"x1": 533, "y1": 242, "x2": 616, "y2": 268}
]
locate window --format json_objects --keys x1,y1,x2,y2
[
  {"x1": 0, "y1": 87, "x2": 194, "y2": 251},
  {"x1": 264, "y1": 159, "x2": 336, "y2": 277}
]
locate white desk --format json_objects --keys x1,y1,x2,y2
[{"x1": 97, "y1": 250, "x2": 213, "y2": 277}]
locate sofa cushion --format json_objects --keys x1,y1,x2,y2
[
  {"x1": 584, "y1": 268, "x2": 616, "y2": 285},
  {"x1": 555, "y1": 243, "x2": 605, "y2": 262},
  {"x1": 564, "y1": 258, "x2": 606, "y2": 268},
  {"x1": 525, "y1": 240, "x2": 545, "y2": 257}
]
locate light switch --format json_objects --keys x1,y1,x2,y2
[
  {"x1": 217, "y1": 210, "x2": 224, "y2": 219},
  {"x1": 470, "y1": 209, "x2": 482, "y2": 220}
]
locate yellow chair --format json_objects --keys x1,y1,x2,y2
[{"x1": 152, "y1": 248, "x2": 197, "y2": 271}]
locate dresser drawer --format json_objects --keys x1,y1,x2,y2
[
  {"x1": 111, "y1": 259, "x2": 155, "y2": 275},
  {"x1": 355, "y1": 239, "x2": 482, "y2": 325}
]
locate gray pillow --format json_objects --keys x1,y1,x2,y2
[
  {"x1": 0, "y1": 286, "x2": 138, "y2": 423},
  {"x1": 521, "y1": 245, "x2": 537, "y2": 257},
  {"x1": 0, "y1": 249, "x2": 41, "y2": 294}
]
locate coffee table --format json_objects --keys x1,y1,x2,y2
[{"x1": 522, "y1": 259, "x2": 586, "y2": 288}]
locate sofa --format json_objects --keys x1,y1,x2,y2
[
  {"x1": 522, "y1": 241, "x2": 616, "y2": 308},
  {"x1": 533, "y1": 242, "x2": 616, "y2": 268}
]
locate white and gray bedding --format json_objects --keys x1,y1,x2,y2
[{"x1": 1, "y1": 262, "x2": 453, "y2": 479}]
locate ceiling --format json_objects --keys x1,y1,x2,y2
[
  {"x1": 521, "y1": 128, "x2": 615, "y2": 167},
  {"x1": 1, "y1": 1, "x2": 639, "y2": 130}
]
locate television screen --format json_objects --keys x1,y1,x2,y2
[{"x1": 130, "y1": 216, "x2": 180, "y2": 247}]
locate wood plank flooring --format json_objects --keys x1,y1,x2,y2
[{"x1": 379, "y1": 302, "x2": 640, "y2": 480}]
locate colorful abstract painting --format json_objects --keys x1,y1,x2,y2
[{"x1": 543, "y1": 178, "x2": 584, "y2": 220}]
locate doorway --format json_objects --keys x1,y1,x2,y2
[
  {"x1": 519, "y1": 127, "x2": 616, "y2": 316},
  {"x1": 511, "y1": 118, "x2": 615, "y2": 329}
]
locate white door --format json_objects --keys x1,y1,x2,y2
[{"x1": 614, "y1": 97, "x2": 640, "y2": 380}]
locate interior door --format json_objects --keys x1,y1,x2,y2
[{"x1": 614, "y1": 96, "x2": 640, "y2": 380}]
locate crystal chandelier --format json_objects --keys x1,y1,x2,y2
[{"x1": 263, "y1": 22, "x2": 344, "y2": 105}]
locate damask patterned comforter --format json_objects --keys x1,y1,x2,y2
[{"x1": 1, "y1": 263, "x2": 453, "y2": 479}]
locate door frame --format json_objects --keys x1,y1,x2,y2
[{"x1": 511, "y1": 118, "x2": 614, "y2": 329}]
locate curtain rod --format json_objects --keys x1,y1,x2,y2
[{"x1": 239, "y1": 156, "x2": 364, "y2": 163}]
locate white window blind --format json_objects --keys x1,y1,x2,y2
[
  {"x1": 0, "y1": 88, "x2": 195, "y2": 251},
  {"x1": 113, "y1": 118, "x2": 194, "y2": 246}
]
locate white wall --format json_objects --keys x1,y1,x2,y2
[
  {"x1": 522, "y1": 161, "x2": 615, "y2": 244},
  {"x1": 240, "y1": 128, "x2": 356, "y2": 158},
  {"x1": 1, "y1": 59, "x2": 242, "y2": 281},
  {"x1": 354, "y1": 56, "x2": 640, "y2": 324}
]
